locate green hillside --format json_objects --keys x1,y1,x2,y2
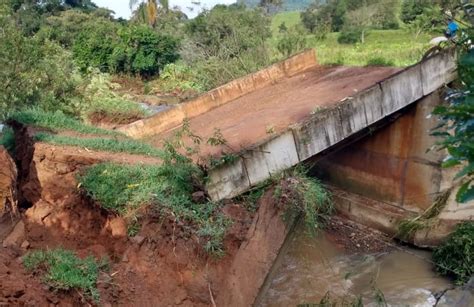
[{"x1": 238, "y1": 0, "x2": 315, "y2": 11}]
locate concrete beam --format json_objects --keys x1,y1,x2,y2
[
  {"x1": 244, "y1": 131, "x2": 300, "y2": 186},
  {"x1": 380, "y1": 64, "x2": 423, "y2": 115},
  {"x1": 207, "y1": 157, "x2": 251, "y2": 201},
  {"x1": 421, "y1": 48, "x2": 457, "y2": 95}
]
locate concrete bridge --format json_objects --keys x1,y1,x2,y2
[{"x1": 120, "y1": 48, "x2": 473, "y2": 243}]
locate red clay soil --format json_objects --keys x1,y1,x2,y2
[{"x1": 146, "y1": 65, "x2": 401, "y2": 157}]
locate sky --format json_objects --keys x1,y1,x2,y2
[{"x1": 93, "y1": 0, "x2": 237, "y2": 19}]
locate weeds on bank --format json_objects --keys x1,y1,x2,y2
[
  {"x1": 34, "y1": 133, "x2": 163, "y2": 157},
  {"x1": 276, "y1": 168, "x2": 334, "y2": 235},
  {"x1": 10, "y1": 109, "x2": 119, "y2": 136},
  {"x1": 23, "y1": 248, "x2": 108, "y2": 302},
  {"x1": 78, "y1": 123, "x2": 230, "y2": 257},
  {"x1": 433, "y1": 222, "x2": 474, "y2": 285}
]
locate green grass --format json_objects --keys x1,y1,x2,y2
[
  {"x1": 87, "y1": 96, "x2": 148, "y2": 124},
  {"x1": 311, "y1": 29, "x2": 432, "y2": 67},
  {"x1": 34, "y1": 132, "x2": 164, "y2": 157},
  {"x1": 270, "y1": 11, "x2": 434, "y2": 67},
  {"x1": 78, "y1": 162, "x2": 229, "y2": 256},
  {"x1": 10, "y1": 109, "x2": 120, "y2": 136},
  {"x1": 271, "y1": 11, "x2": 301, "y2": 35},
  {"x1": 23, "y1": 248, "x2": 108, "y2": 302},
  {"x1": 0, "y1": 127, "x2": 15, "y2": 152}
]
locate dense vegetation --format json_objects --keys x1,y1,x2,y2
[{"x1": 433, "y1": 222, "x2": 474, "y2": 285}]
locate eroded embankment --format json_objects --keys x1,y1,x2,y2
[{"x1": 0, "y1": 123, "x2": 297, "y2": 305}]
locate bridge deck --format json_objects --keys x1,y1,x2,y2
[{"x1": 146, "y1": 65, "x2": 400, "y2": 157}]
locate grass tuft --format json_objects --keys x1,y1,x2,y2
[
  {"x1": 35, "y1": 132, "x2": 164, "y2": 157},
  {"x1": 0, "y1": 127, "x2": 15, "y2": 153},
  {"x1": 274, "y1": 167, "x2": 333, "y2": 235},
  {"x1": 10, "y1": 109, "x2": 119, "y2": 136},
  {"x1": 23, "y1": 248, "x2": 108, "y2": 302},
  {"x1": 78, "y1": 162, "x2": 229, "y2": 257}
]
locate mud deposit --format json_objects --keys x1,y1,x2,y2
[{"x1": 258, "y1": 218, "x2": 452, "y2": 306}]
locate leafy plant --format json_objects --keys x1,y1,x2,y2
[
  {"x1": 432, "y1": 39, "x2": 474, "y2": 203},
  {"x1": 277, "y1": 25, "x2": 307, "y2": 57},
  {"x1": 338, "y1": 27, "x2": 364, "y2": 44},
  {"x1": 433, "y1": 222, "x2": 474, "y2": 285},
  {"x1": 23, "y1": 248, "x2": 108, "y2": 302},
  {"x1": 158, "y1": 62, "x2": 204, "y2": 94}
]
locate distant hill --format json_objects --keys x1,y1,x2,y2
[{"x1": 238, "y1": 0, "x2": 315, "y2": 12}]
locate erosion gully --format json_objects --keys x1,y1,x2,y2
[{"x1": 257, "y1": 223, "x2": 452, "y2": 306}]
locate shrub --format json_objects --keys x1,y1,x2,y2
[
  {"x1": 110, "y1": 26, "x2": 180, "y2": 77},
  {"x1": 157, "y1": 62, "x2": 204, "y2": 93},
  {"x1": 338, "y1": 27, "x2": 363, "y2": 44},
  {"x1": 0, "y1": 17, "x2": 83, "y2": 117},
  {"x1": 72, "y1": 21, "x2": 120, "y2": 72},
  {"x1": 23, "y1": 248, "x2": 108, "y2": 302},
  {"x1": 433, "y1": 222, "x2": 474, "y2": 285},
  {"x1": 277, "y1": 25, "x2": 307, "y2": 57}
]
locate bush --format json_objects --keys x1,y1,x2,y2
[
  {"x1": 433, "y1": 222, "x2": 474, "y2": 285},
  {"x1": 277, "y1": 25, "x2": 307, "y2": 57},
  {"x1": 338, "y1": 27, "x2": 363, "y2": 44},
  {"x1": 0, "y1": 17, "x2": 83, "y2": 118},
  {"x1": 72, "y1": 21, "x2": 120, "y2": 72},
  {"x1": 23, "y1": 248, "x2": 108, "y2": 302},
  {"x1": 157, "y1": 62, "x2": 204, "y2": 94},
  {"x1": 111, "y1": 26, "x2": 180, "y2": 77}
]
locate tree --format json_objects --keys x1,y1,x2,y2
[
  {"x1": 129, "y1": 0, "x2": 169, "y2": 27},
  {"x1": 277, "y1": 25, "x2": 307, "y2": 57},
  {"x1": 344, "y1": 0, "x2": 378, "y2": 43},
  {"x1": 259, "y1": 0, "x2": 282, "y2": 14}
]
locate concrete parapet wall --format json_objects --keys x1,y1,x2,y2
[
  {"x1": 118, "y1": 49, "x2": 318, "y2": 138},
  {"x1": 207, "y1": 49, "x2": 457, "y2": 201}
]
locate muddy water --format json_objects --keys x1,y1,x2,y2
[{"x1": 258, "y1": 224, "x2": 452, "y2": 306}]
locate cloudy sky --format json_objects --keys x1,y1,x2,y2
[{"x1": 93, "y1": 0, "x2": 237, "y2": 19}]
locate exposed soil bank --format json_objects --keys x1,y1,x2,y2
[{"x1": 0, "y1": 127, "x2": 294, "y2": 305}]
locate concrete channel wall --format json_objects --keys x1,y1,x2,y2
[
  {"x1": 118, "y1": 49, "x2": 318, "y2": 138},
  {"x1": 207, "y1": 49, "x2": 457, "y2": 201}
]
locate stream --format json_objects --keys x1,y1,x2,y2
[{"x1": 258, "y1": 224, "x2": 452, "y2": 307}]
